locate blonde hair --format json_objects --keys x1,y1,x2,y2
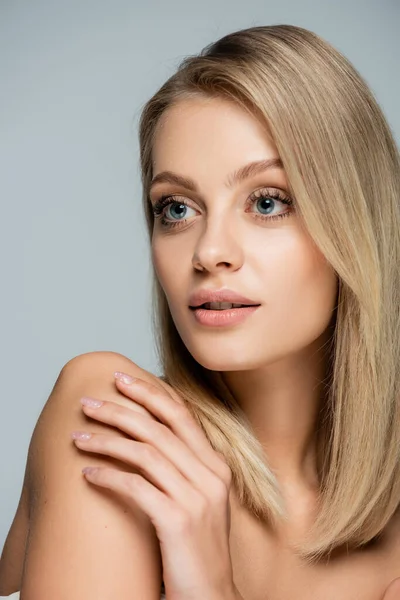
[{"x1": 137, "y1": 24, "x2": 400, "y2": 562}]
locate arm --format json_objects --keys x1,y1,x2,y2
[
  {"x1": 0, "y1": 468, "x2": 29, "y2": 594},
  {"x1": 20, "y1": 352, "x2": 164, "y2": 600}
]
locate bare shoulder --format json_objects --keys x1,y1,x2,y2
[
  {"x1": 60, "y1": 351, "x2": 184, "y2": 406},
  {"x1": 59, "y1": 350, "x2": 164, "y2": 400},
  {"x1": 62, "y1": 350, "x2": 159, "y2": 381},
  {"x1": 33, "y1": 351, "x2": 169, "y2": 428},
  {"x1": 18, "y1": 351, "x2": 165, "y2": 599}
]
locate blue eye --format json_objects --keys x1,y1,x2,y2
[
  {"x1": 151, "y1": 188, "x2": 294, "y2": 229},
  {"x1": 164, "y1": 202, "x2": 196, "y2": 222}
]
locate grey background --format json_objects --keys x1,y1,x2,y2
[{"x1": 0, "y1": 0, "x2": 399, "y2": 552}]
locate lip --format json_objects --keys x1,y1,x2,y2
[
  {"x1": 188, "y1": 287, "x2": 261, "y2": 308},
  {"x1": 191, "y1": 305, "x2": 260, "y2": 327}
]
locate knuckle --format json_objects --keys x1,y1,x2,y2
[
  {"x1": 211, "y1": 477, "x2": 230, "y2": 502},
  {"x1": 124, "y1": 472, "x2": 141, "y2": 494},
  {"x1": 96, "y1": 434, "x2": 113, "y2": 451},
  {"x1": 146, "y1": 385, "x2": 161, "y2": 400},
  {"x1": 112, "y1": 403, "x2": 126, "y2": 418},
  {"x1": 171, "y1": 402, "x2": 190, "y2": 423},
  {"x1": 139, "y1": 442, "x2": 158, "y2": 463}
]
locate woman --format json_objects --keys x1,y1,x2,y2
[{"x1": 1, "y1": 24, "x2": 400, "y2": 599}]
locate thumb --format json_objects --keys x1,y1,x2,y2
[{"x1": 382, "y1": 578, "x2": 400, "y2": 599}]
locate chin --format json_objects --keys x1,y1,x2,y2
[{"x1": 188, "y1": 350, "x2": 259, "y2": 372}]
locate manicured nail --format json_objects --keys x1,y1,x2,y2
[
  {"x1": 82, "y1": 466, "x2": 98, "y2": 476},
  {"x1": 114, "y1": 371, "x2": 136, "y2": 385},
  {"x1": 80, "y1": 397, "x2": 103, "y2": 408},
  {"x1": 71, "y1": 431, "x2": 92, "y2": 440}
]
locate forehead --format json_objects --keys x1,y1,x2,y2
[{"x1": 152, "y1": 96, "x2": 280, "y2": 175}]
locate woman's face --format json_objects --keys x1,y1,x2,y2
[{"x1": 150, "y1": 96, "x2": 338, "y2": 371}]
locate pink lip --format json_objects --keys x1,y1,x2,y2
[
  {"x1": 190, "y1": 305, "x2": 260, "y2": 327},
  {"x1": 188, "y1": 287, "x2": 260, "y2": 308}
]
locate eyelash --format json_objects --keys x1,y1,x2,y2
[{"x1": 151, "y1": 188, "x2": 294, "y2": 229}]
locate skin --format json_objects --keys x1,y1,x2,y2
[
  {"x1": 2, "y1": 96, "x2": 399, "y2": 598},
  {"x1": 147, "y1": 96, "x2": 400, "y2": 597},
  {"x1": 150, "y1": 95, "x2": 338, "y2": 522}
]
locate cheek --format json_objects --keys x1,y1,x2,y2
[
  {"x1": 151, "y1": 241, "x2": 185, "y2": 301},
  {"x1": 151, "y1": 242, "x2": 162, "y2": 281},
  {"x1": 272, "y1": 242, "x2": 338, "y2": 342}
]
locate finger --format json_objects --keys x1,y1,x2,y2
[
  {"x1": 80, "y1": 465, "x2": 180, "y2": 531},
  {"x1": 113, "y1": 375, "x2": 229, "y2": 479},
  {"x1": 80, "y1": 401, "x2": 231, "y2": 495},
  {"x1": 114, "y1": 369, "x2": 187, "y2": 407},
  {"x1": 74, "y1": 432, "x2": 199, "y2": 501}
]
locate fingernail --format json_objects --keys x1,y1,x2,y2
[
  {"x1": 80, "y1": 397, "x2": 103, "y2": 408},
  {"x1": 71, "y1": 431, "x2": 92, "y2": 440},
  {"x1": 114, "y1": 371, "x2": 136, "y2": 385},
  {"x1": 82, "y1": 466, "x2": 98, "y2": 475}
]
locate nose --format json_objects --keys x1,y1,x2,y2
[{"x1": 192, "y1": 218, "x2": 244, "y2": 273}]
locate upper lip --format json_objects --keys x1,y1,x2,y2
[{"x1": 188, "y1": 288, "x2": 261, "y2": 308}]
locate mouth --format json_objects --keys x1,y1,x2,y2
[{"x1": 189, "y1": 302, "x2": 261, "y2": 311}]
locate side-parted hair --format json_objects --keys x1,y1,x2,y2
[{"x1": 138, "y1": 24, "x2": 400, "y2": 562}]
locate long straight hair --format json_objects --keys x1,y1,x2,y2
[{"x1": 137, "y1": 24, "x2": 400, "y2": 562}]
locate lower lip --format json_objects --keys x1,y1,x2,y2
[{"x1": 190, "y1": 305, "x2": 261, "y2": 327}]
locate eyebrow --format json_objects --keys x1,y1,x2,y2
[{"x1": 150, "y1": 157, "x2": 284, "y2": 193}]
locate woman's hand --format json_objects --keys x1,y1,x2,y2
[{"x1": 70, "y1": 371, "x2": 237, "y2": 600}]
